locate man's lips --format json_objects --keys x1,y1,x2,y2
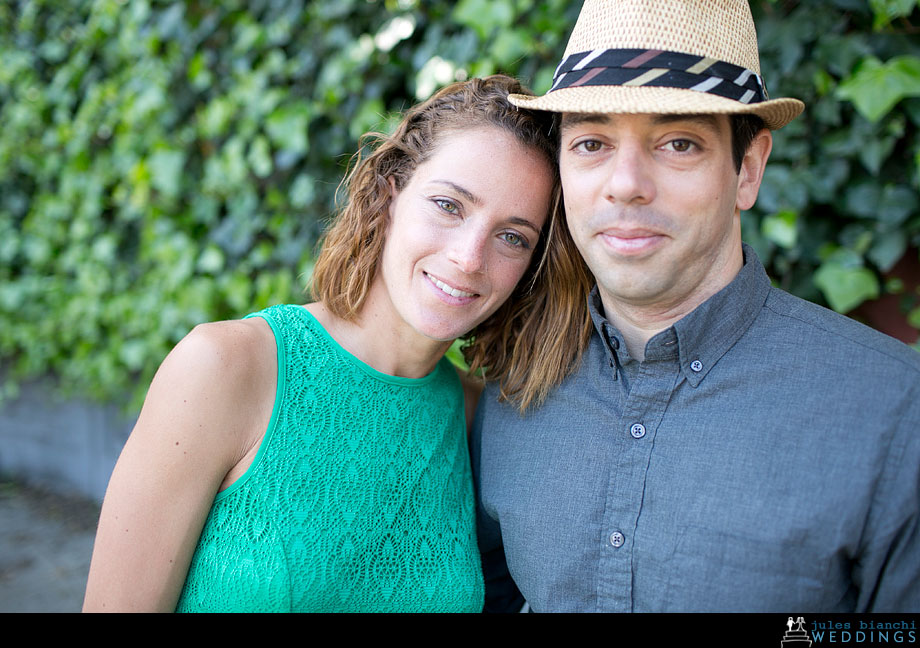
[{"x1": 598, "y1": 228, "x2": 666, "y2": 254}]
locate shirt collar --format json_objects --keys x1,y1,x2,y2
[{"x1": 587, "y1": 243, "x2": 772, "y2": 386}]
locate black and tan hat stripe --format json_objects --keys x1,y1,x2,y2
[{"x1": 549, "y1": 48, "x2": 769, "y2": 105}]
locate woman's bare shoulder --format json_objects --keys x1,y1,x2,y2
[
  {"x1": 170, "y1": 318, "x2": 275, "y2": 384},
  {"x1": 121, "y1": 317, "x2": 274, "y2": 462}
]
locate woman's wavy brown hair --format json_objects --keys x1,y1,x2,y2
[{"x1": 311, "y1": 74, "x2": 594, "y2": 412}]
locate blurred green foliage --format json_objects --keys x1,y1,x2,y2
[
  {"x1": 745, "y1": 0, "x2": 920, "y2": 323},
  {"x1": 1, "y1": 0, "x2": 918, "y2": 410}
]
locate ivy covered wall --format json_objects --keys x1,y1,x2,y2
[{"x1": 1, "y1": 0, "x2": 918, "y2": 410}]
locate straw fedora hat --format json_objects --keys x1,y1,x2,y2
[{"x1": 509, "y1": 0, "x2": 804, "y2": 129}]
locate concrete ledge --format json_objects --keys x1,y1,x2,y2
[{"x1": 0, "y1": 377, "x2": 135, "y2": 504}]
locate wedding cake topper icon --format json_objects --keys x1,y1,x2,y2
[{"x1": 782, "y1": 617, "x2": 813, "y2": 647}]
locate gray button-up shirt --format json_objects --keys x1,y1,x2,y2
[{"x1": 473, "y1": 245, "x2": 920, "y2": 612}]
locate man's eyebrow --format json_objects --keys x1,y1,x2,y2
[
  {"x1": 560, "y1": 113, "x2": 611, "y2": 130},
  {"x1": 651, "y1": 113, "x2": 723, "y2": 132},
  {"x1": 560, "y1": 112, "x2": 724, "y2": 133}
]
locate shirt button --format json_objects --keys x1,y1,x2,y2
[
  {"x1": 609, "y1": 531, "x2": 625, "y2": 547},
  {"x1": 630, "y1": 423, "x2": 646, "y2": 439},
  {"x1": 690, "y1": 360, "x2": 703, "y2": 372}
]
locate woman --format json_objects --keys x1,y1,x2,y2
[{"x1": 82, "y1": 75, "x2": 593, "y2": 612}]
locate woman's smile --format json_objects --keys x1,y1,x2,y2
[{"x1": 424, "y1": 271, "x2": 479, "y2": 302}]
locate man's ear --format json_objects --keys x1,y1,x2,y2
[{"x1": 736, "y1": 129, "x2": 773, "y2": 212}]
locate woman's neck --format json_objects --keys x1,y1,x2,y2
[{"x1": 304, "y1": 301, "x2": 451, "y2": 379}]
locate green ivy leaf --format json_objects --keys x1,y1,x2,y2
[
  {"x1": 247, "y1": 135, "x2": 273, "y2": 178},
  {"x1": 187, "y1": 51, "x2": 213, "y2": 90},
  {"x1": 492, "y1": 28, "x2": 530, "y2": 68},
  {"x1": 839, "y1": 224, "x2": 874, "y2": 255},
  {"x1": 762, "y1": 210, "x2": 799, "y2": 249},
  {"x1": 814, "y1": 34, "x2": 873, "y2": 79},
  {"x1": 868, "y1": 229, "x2": 908, "y2": 271},
  {"x1": 148, "y1": 148, "x2": 185, "y2": 198},
  {"x1": 348, "y1": 97, "x2": 385, "y2": 141},
  {"x1": 837, "y1": 55, "x2": 920, "y2": 122},
  {"x1": 118, "y1": 339, "x2": 147, "y2": 371},
  {"x1": 453, "y1": 0, "x2": 514, "y2": 40},
  {"x1": 445, "y1": 338, "x2": 469, "y2": 371},
  {"x1": 814, "y1": 261, "x2": 880, "y2": 312},
  {"x1": 532, "y1": 65, "x2": 555, "y2": 94},
  {"x1": 879, "y1": 185, "x2": 919, "y2": 225},
  {"x1": 858, "y1": 135, "x2": 897, "y2": 175},
  {"x1": 199, "y1": 96, "x2": 236, "y2": 138},
  {"x1": 265, "y1": 103, "x2": 310, "y2": 154},
  {"x1": 197, "y1": 245, "x2": 225, "y2": 275},
  {"x1": 909, "y1": 305, "x2": 920, "y2": 329},
  {"x1": 289, "y1": 173, "x2": 316, "y2": 208},
  {"x1": 868, "y1": 0, "x2": 919, "y2": 28},
  {"x1": 415, "y1": 56, "x2": 458, "y2": 100},
  {"x1": 758, "y1": 165, "x2": 809, "y2": 213},
  {"x1": 843, "y1": 182, "x2": 882, "y2": 219},
  {"x1": 221, "y1": 271, "x2": 253, "y2": 314},
  {"x1": 805, "y1": 158, "x2": 849, "y2": 203}
]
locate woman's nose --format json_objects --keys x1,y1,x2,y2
[{"x1": 447, "y1": 226, "x2": 487, "y2": 274}]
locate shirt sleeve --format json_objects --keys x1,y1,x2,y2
[
  {"x1": 471, "y1": 395, "x2": 525, "y2": 613},
  {"x1": 854, "y1": 386, "x2": 920, "y2": 612}
]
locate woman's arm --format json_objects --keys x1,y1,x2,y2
[{"x1": 82, "y1": 318, "x2": 276, "y2": 612}]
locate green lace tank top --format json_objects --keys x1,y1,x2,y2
[{"x1": 174, "y1": 305, "x2": 484, "y2": 612}]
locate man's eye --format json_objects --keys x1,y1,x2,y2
[
  {"x1": 435, "y1": 199, "x2": 459, "y2": 214},
  {"x1": 665, "y1": 139, "x2": 695, "y2": 153},
  {"x1": 576, "y1": 140, "x2": 603, "y2": 153}
]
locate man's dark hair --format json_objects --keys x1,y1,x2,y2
[{"x1": 730, "y1": 114, "x2": 765, "y2": 174}]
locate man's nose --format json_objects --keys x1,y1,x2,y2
[{"x1": 603, "y1": 142, "x2": 656, "y2": 205}]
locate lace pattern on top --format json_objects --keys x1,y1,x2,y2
[{"x1": 175, "y1": 305, "x2": 484, "y2": 612}]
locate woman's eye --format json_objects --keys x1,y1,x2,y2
[
  {"x1": 435, "y1": 199, "x2": 459, "y2": 214},
  {"x1": 500, "y1": 232, "x2": 528, "y2": 249}
]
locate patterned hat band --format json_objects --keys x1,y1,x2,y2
[{"x1": 550, "y1": 48, "x2": 769, "y2": 105}]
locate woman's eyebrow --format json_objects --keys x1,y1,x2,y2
[
  {"x1": 507, "y1": 217, "x2": 542, "y2": 236},
  {"x1": 429, "y1": 180, "x2": 482, "y2": 206}
]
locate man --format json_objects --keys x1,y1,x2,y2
[{"x1": 473, "y1": 0, "x2": 920, "y2": 612}]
